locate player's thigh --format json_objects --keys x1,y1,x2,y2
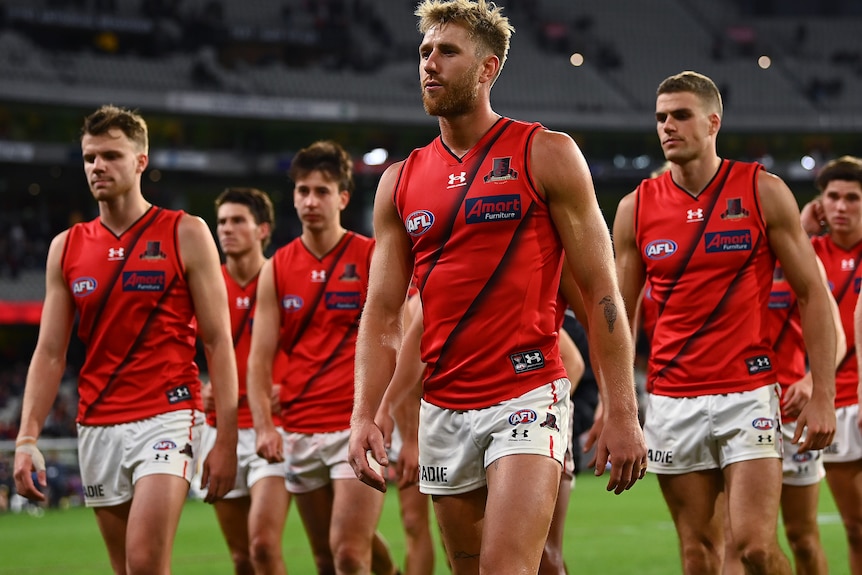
[
  {"x1": 126, "y1": 474, "x2": 190, "y2": 554},
  {"x1": 248, "y1": 476, "x2": 290, "y2": 541},
  {"x1": 482, "y1": 454, "x2": 560, "y2": 566},
  {"x1": 330, "y1": 477, "x2": 385, "y2": 545},
  {"x1": 92, "y1": 501, "x2": 132, "y2": 568},
  {"x1": 213, "y1": 496, "x2": 252, "y2": 554},
  {"x1": 657, "y1": 470, "x2": 724, "y2": 543},
  {"x1": 294, "y1": 484, "x2": 335, "y2": 556},
  {"x1": 780, "y1": 483, "x2": 822, "y2": 537},
  {"x1": 431, "y1": 487, "x2": 487, "y2": 567},
  {"x1": 724, "y1": 458, "x2": 783, "y2": 542},
  {"x1": 824, "y1": 459, "x2": 862, "y2": 527},
  {"x1": 398, "y1": 483, "x2": 432, "y2": 533}
]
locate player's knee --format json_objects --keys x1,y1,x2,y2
[
  {"x1": 249, "y1": 534, "x2": 281, "y2": 568},
  {"x1": 332, "y1": 540, "x2": 369, "y2": 573},
  {"x1": 679, "y1": 543, "x2": 721, "y2": 575}
]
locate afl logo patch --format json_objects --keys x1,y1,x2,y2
[
  {"x1": 282, "y1": 295, "x2": 304, "y2": 311},
  {"x1": 752, "y1": 417, "x2": 774, "y2": 430},
  {"x1": 644, "y1": 239, "x2": 677, "y2": 260},
  {"x1": 71, "y1": 277, "x2": 98, "y2": 297},
  {"x1": 405, "y1": 210, "x2": 435, "y2": 236}
]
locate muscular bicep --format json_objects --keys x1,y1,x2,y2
[
  {"x1": 179, "y1": 215, "x2": 231, "y2": 345},
  {"x1": 760, "y1": 173, "x2": 823, "y2": 300}
]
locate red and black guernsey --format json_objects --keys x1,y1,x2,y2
[
  {"x1": 393, "y1": 117, "x2": 567, "y2": 410},
  {"x1": 811, "y1": 234, "x2": 862, "y2": 408},
  {"x1": 635, "y1": 160, "x2": 776, "y2": 397},
  {"x1": 205, "y1": 265, "x2": 288, "y2": 429},
  {"x1": 271, "y1": 231, "x2": 374, "y2": 433},
  {"x1": 62, "y1": 207, "x2": 202, "y2": 425}
]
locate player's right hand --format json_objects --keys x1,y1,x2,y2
[
  {"x1": 255, "y1": 427, "x2": 285, "y2": 463},
  {"x1": 13, "y1": 441, "x2": 47, "y2": 502}
]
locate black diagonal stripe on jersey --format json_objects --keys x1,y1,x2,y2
[
  {"x1": 82, "y1": 272, "x2": 180, "y2": 420},
  {"x1": 655, "y1": 231, "x2": 766, "y2": 382},
  {"x1": 284, "y1": 233, "x2": 355, "y2": 354},
  {"x1": 424, "y1": 201, "x2": 539, "y2": 387},
  {"x1": 827, "y1": 242, "x2": 862, "y2": 375},
  {"x1": 83, "y1": 207, "x2": 163, "y2": 345},
  {"x1": 279, "y1": 313, "x2": 358, "y2": 412},
  {"x1": 652, "y1": 161, "x2": 734, "y2": 321},
  {"x1": 233, "y1": 291, "x2": 256, "y2": 348},
  {"x1": 772, "y1": 300, "x2": 799, "y2": 351},
  {"x1": 416, "y1": 119, "x2": 514, "y2": 293}
]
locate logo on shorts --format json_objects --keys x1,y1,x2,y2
[
  {"x1": 824, "y1": 442, "x2": 839, "y2": 455},
  {"x1": 792, "y1": 451, "x2": 814, "y2": 463},
  {"x1": 509, "y1": 350, "x2": 545, "y2": 374},
  {"x1": 153, "y1": 440, "x2": 177, "y2": 450},
  {"x1": 166, "y1": 384, "x2": 193, "y2": 404},
  {"x1": 647, "y1": 449, "x2": 673, "y2": 464},
  {"x1": 752, "y1": 417, "x2": 774, "y2": 431},
  {"x1": 511, "y1": 429, "x2": 529, "y2": 440},
  {"x1": 508, "y1": 409, "x2": 538, "y2": 425},
  {"x1": 745, "y1": 355, "x2": 772, "y2": 375},
  {"x1": 179, "y1": 443, "x2": 194, "y2": 458},
  {"x1": 539, "y1": 413, "x2": 560, "y2": 432}
]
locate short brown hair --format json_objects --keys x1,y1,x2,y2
[
  {"x1": 289, "y1": 140, "x2": 355, "y2": 195},
  {"x1": 81, "y1": 105, "x2": 148, "y2": 152},
  {"x1": 815, "y1": 155, "x2": 862, "y2": 192},
  {"x1": 215, "y1": 187, "x2": 276, "y2": 250},
  {"x1": 657, "y1": 71, "x2": 723, "y2": 118},
  {"x1": 416, "y1": 0, "x2": 513, "y2": 79}
]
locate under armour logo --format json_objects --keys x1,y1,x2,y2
[
  {"x1": 757, "y1": 434, "x2": 773, "y2": 444},
  {"x1": 686, "y1": 209, "x2": 704, "y2": 223},
  {"x1": 155, "y1": 453, "x2": 170, "y2": 461},
  {"x1": 842, "y1": 258, "x2": 855, "y2": 271},
  {"x1": 108, "y1": 247, "x2": 125, "y2": 260},
  {"x1": 448, "y1": 172, "x2": 466, "y2": 186},
  {"x1": 311, "y1": 270, "x2": 326, "y2": 282},
  {"x1": 524, "y1": 352, "x2": 542, "y2": 364},
  {"x1": 512, "y1": 429, "x2": 529, "y2": 439},
  {"x1": 236, "y1": 296, "x2": 250, "y2": 309}
]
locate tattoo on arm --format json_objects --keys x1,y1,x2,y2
[{"x1": 599, "y1": 296, "x2": 618, "y2": 333}]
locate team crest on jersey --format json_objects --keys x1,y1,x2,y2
[
  {"x1": 71, "y1": 277, "x2": 98, "y2": 297},
  {"x1": 282, "y1": 295, "x2": 304, "y2": 311},
  {"x1": 339, "y1": 263, "x2": 360, "y2": 281},
  {"x1": 325, "y1": 291, "x2": 361, "y2": 310},
  {"x1": 720, "y1": 198, "x2": 749, "y2": 219},
  {"x1": 704, "y1": 230, "x2": 752, "y2": 253},
  {"x1": 483, "y1": 157, "x2": 518, "y2": 182},
  {"x1": 509, "y1": 349, "x2": 545, "y2": 374},
  {"x1": 122, "y1": 271, "x2": 165, "y2": 291},
  {"x1": 139, "y1": 241, "x2": 166, "y2": 260},
  {"x1": 465, "y1": 194, "x2": 521, "y2": 224},
  {"x1": 405, "y1": 210, "x2": 435, "y2": 236},
  {"x1": 644, "y1": 239, "x2": 677, "y2": 260}
]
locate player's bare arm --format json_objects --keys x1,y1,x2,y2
[
  {"x1": 534, "y1": 129, "x2": 647, "y2": 494},
  {"x1": 782, "y1": 257, "x2": 845, "y2": 419},
  {"x1": 14, "y1": 231, "x2": 75, "y2": 501},
  {"x1": 180, "y1": 214, "x2": 239, "y2": 502},
  {"x1": 760, "y1": 171, "x2": 837, "y2": 451},
  {"x1": 350, "y1": 162, "x2": 413, "y2": 492},
  {"x1": 246, "y1": 259, "x2": 284, "y2": 463}
]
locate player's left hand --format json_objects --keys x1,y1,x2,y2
[
  {"x1": 594, "y1": 409, "x2": 648, "y2": 494},
  {"x1": 781, "y1": 378, "x2": 812, "y2": 420},
  {"x1": 794, "y1": 392, "x2": 836, "y2": 452}
]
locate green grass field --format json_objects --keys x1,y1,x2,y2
[{"x1": 0, "y1": 472, "x2": 852, "y2": 574}]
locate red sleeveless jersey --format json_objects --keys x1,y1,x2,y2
[
  {"x1": 272, "y1": 232, "x2": 374, "y2": 432},
  {"x1": 811, "y1": 234, "x2": 862, "y2": 408},
  {"x1": 634, "y1": 160, "x2": 776, "y2": 397},
  {"x1": 393, "y1": 118, "x2": 567, "y2": 409},
  {"x1": 62, "y1": 207, "x2": 202, "y2": 425},
  {"x1": 205, "y1": 265, "x2": 288, "y2": 428},
  {"x1": 767, "y1": 264, "x2": 805, "y2": 420}
]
